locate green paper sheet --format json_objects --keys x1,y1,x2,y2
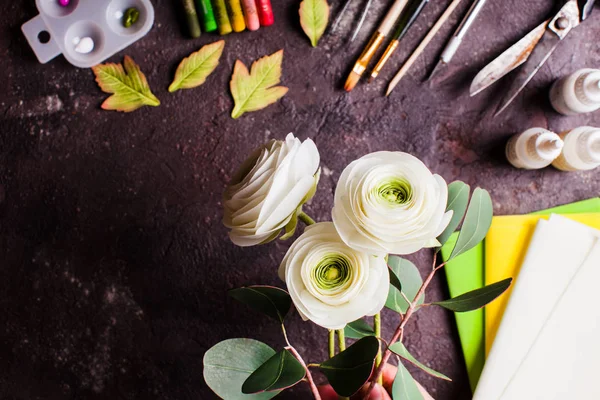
[{"x1": 440, "y1": 197, "x2": 600, "y2": 392}]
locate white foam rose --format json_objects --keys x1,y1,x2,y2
[
  {"x1": 279, "y1": 222, "x2": 389, "y2": 330},
  {"x1": 332, "y1": 151, "x2": 452, "y2": 256},
  {"x1": 223, "y1": 133, "x2": 320, "y2": 247}
]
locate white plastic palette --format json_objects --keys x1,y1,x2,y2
[{"x1": 22, "y1": 0, "x2": 154, "y2": 68}]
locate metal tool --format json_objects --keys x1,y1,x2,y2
[
  {"x1": 470, "y1": 0, "x2": 596, "y2": 116},
  {"x1": 427, "y1": 0, "x2": 489, "y2": 81}
]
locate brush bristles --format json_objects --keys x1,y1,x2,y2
[{"x1": 344, "y1": 71, "x2": 361, "y2": 92}]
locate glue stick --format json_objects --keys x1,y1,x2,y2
[
  {"x1": 552, "y1": 126, "x2": 600, "y2": 171},
  {"x1": 506, "y1": 128, "x2": 564, "y2": 169}
]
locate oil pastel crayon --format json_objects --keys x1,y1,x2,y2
[
  {"x1": 255, "y1": 0, "x2": 274, "y2": 26},
  {"x1": 226, "y1": 0, "x2": 246, "y2": 32},
  {"x1": 182, "y1": 0, "x2": 202, "y2": 37},
  {"x1": 240, "y1": 0, "x2": 260, "y2": 31},
  {"x1": 212, "y1": 0, "x2": 233, "y2": 35},
  {"x1": 195, "y1": 0, "x2": 218, "y2": 32}
]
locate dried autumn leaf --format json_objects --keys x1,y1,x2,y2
[
  {"x1": 299, "y1": 0, "x2": 330, "y2": 47},
  {"x1": 230, "y1": 50, "x2": 288, "y2": 119},
  {"x1": 92, "y1": 56, "x2": 160, "y2": 112},
  {"x1": 169, "y1": 40, "x2": 225, "y2": 93}
]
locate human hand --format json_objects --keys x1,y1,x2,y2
[{"x1": 317, "y1": 364, "x2": 434, "y2": 400}]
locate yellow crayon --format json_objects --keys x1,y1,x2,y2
[
  {"x1": 226, "y1": 0, "x2": 246, "y2": 32},
  {"x1": 212, "y1": 0, "x2": 233, "y2": 35}
]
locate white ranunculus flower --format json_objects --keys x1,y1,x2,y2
[
  {"x1": 332, "y1": 151, "x2": 452, "y2": 256},
  {"x1": 279, "y1": 222, "x2": 389, "y2": 330},
  {"x1": 223, "y1": 133, "x2": 320, "y2": 247}
]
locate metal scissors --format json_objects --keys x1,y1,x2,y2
[{"x1": 470, "y1": 0, "x2": 596, "y2": 116}]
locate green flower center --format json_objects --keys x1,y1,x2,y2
[
  {"x1": 375, "y1": 178, "x2": 413, "y2": 205},
  {"x1": 312, "y1": 255, "x2": 352, "y2": 291}
]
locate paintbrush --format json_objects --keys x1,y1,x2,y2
[
  {"x1": 370, "y1": 0, "x2": 430, "y2": 81},
  {"x1": 387, "y1": 0, "x2": 464, "y2": 95},
  {"x1": 344, "y1": 0, "x2": 410, "y2": 91}
]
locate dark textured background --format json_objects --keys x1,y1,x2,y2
[{"x1": 1, "y1": 0, "x2": 599, "y2": 399}]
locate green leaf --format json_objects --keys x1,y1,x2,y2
[
  {"x1": 389, "y1": 342, "x2": 451, "y2": 381},
  {"x1": 385, "y1": 256, "x2": 423, "y2": 314},
  {"x1": 319, "y1": 336, "x2": 379, "y2": 397},
  {"x1": 299, "y1": 0, "x2": 330, "y2": 47},
  {"x1": 92, "y1": 55, "x2": 160, "y2": 112},
  {"x1": 242, "y1": 349, "x2": 306, "y2": 394},
  {"x1": 169, "y1": 40, "x2": 225, "y2": 92},
  {"x1": 392, "y1": 361, "x2": 424, "y2": 400},
  {"x1": 344, "y1": 319, "x2": 375, "y2": 339},
  {"x1": 437, "y1": 181, "x2": 470, "y2": 246},
  {"x1": 449, "y1": 188, "x2": 493, "y2": 260},
  {"x1": 432, "y1": 278, "x2": 512, "y2": 312},
  {"x1": 229, "y1": 286, "x2": 292, "y2": 323},
  {"x1": 203, "y1": 338, "x2": 279, "y2": 400},
  {"x1": 389, "y1": 265, "x2": 402, "y2": 293},
  {"x1": 230, "y1": 50, "x2": 289, "y2": 119}
]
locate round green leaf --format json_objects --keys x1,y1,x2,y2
[
  {"x1": 449, "y1": 188, "x2": 493, "y2": 260},
  {"x1": 319, "y1": 336, "x2": 379, "y2": 397},
  {"x1": 229, "y1": 286, "x2": 292, "y2": 323},
  {"x1": 385, "y1": 256, "x2": 424, "y2": 314},
  {"x1": 242, "y1": 349, "x2": 306, "y2": 394},
  {"x1": 344, "y1": 319, "x2": 375, "y2": 340},
  {"x1": 432, "y1": 278, "x2": 512, "y2": 312},
  {"x1": 437, "y1": 181, "x2": 470, "y2": 246},
  {"x1": 203, "y1": 338, "x2": 279, "y2": 400}
]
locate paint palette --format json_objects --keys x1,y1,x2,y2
[{"x1": 22, "y1": 0, "x2": 154, "y2": 68}]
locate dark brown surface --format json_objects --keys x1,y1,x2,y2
[{"x1": 1, "y1": 0, "x2": 599, "y2": 399}]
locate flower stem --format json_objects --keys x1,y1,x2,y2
[
  {"x1": 299, "y1": 212, "x2": 316, "y2": 226},
  {"x1": 328, "y1": 330, "x2": 335, "y2": 358},
  {"x1": 286, "y1": 346, "x2": 322, "y2": 400},
  {"x1": 337, "y1": 329, "x2": 346, "y2": 351},
  {"x1": 374, "y1": 313, "x2": 382, "y2": 385},
  {"x1": 365, "y1": 253, "x2": 441, "y2": 398}
]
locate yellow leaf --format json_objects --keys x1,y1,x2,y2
[
  {"x1": 299, "y1": 0, "x2": 330, "y2": 47},
  {"x1": 230, "y1": 50, "x2": 288, "y2": 119},
  {"x1": 92, "y1": 56, "x2": 160, "y2": 113},
  {"x1": 169, "y1": 40, "x2": 225, "y2": 93}
]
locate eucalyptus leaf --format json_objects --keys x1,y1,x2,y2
[
  {"x1": 392, "y1": 361, "x2": 424, "y2": 400},
  {"x1": 432, "y1": 278, "x2": 512, "y2": 312},
  {"x1": 319, "y1": 336, "x2": 379, "y2": 397},
  {"x1": 437, "y1": 181, "x2": 470, "y2": 246},
  {"x1": 229, "y1": 286, "x2": 292, "y2": 323},
  {"x1": 242, "y1": 349, "x2": 306, "y2": 394},
  {"x1": 203, "y1": 338, "x2": 279, "y2": 400},
  {"x1": 389, "y1": 342, "x2": 451, "y2": 381},
  {"x1": 385, "y1": 256, "x2": 423, "y2": 314},
  {"x1": 448, "y1": 188, "x2": 493, "y2": 260},
  {"x1": 389, "y1": 265, "x2": 402, "y2": 293},
  {"x1": 344, "y1": 319, "x2": 375, "y2": 340}
]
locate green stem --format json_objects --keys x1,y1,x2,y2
[
  {"x1": 337, "y1": 329, "x2": 346, "y2": 351},
  {"x1": 374, "y1": 313, "x2": 382, "y2": 385},
  {"x1": 299, "y1": 212, "x2": 316, "y2": 226},
  {"x1": 328, "y1": 330, "x2": 335, "y2": 358}
]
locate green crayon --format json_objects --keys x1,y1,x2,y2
[
  {"x1": 211, "y1": 0, "x2": 233, "y2": 35},
  {"x1": 195, "y1": 0, "x2": 218, "y2": 32}
]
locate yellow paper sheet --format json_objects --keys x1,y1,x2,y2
[{"x1": 484, "y1": 213, "x2": 600, "y2": 355}]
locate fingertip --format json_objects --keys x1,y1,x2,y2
[{"x1": 317, "y1": 385, "x2": 338, "y2": 400}]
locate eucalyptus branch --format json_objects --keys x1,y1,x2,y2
[
  {"x1": 285, "y1": 345, "x2": 322, "y2": 400},
  {"x1": 365, "y1": 253, "x2": 441, "y2": 397}
]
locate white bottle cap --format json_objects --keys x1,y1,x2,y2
[
  {"x1": 535, "y1": 132, "x2": 564, "y2": 162},
  {"x1": 582, "y1": 71, "x2": 600, "y2": 103}
]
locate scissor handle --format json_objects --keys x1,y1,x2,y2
[{"x1": 579, "y1": 0, "x2": 595, "y2": 20}]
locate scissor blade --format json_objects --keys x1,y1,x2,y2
[
  {"x1": 470, "y1": 20, "x2": 548, "y2": 96},
  {"x1": 494, "y1": 29, "x2": 561, "y2": 116}
]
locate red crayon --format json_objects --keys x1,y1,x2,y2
[{"x1": 255, "y1": 0, "x2": 274, "y2": 26}]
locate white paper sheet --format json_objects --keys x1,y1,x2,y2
[{"x1": 473, "y1": 215, "x2": 600, "y2": 400}]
